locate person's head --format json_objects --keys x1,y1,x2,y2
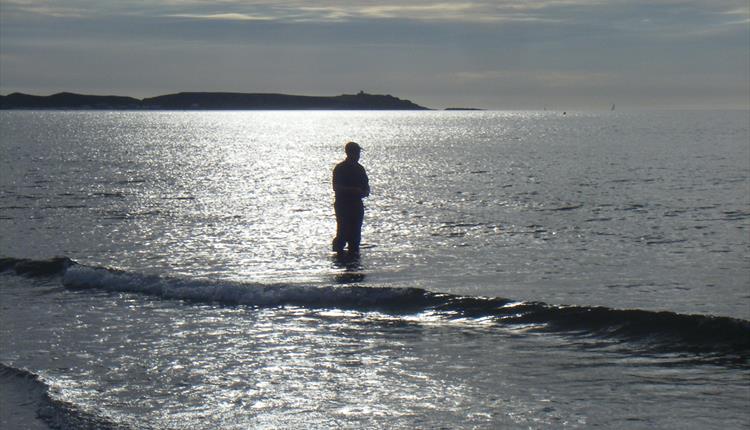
[{"x1": 344, "y1": 141, "x2": 361, "y2": 161}]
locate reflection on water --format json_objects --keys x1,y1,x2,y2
[
  {"x1": 333, "y1": 271, "x2": 367, "y2": 284},
  {"x1": 1, "y1": 110, "x2": 748, "y2": 318},
  {"x1": 1, "y1": 109, "x2": 749, "y2": 429},
  {"x1": 3, "y1": 276, "x2": 748, "y2": 430},
  {"x1": 331, "y1": 252, "x2": 366, "y2": 284}
]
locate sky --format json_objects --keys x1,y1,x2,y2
[{"x1": 0, "y1": 0, "x2": 748, "y2": 109}]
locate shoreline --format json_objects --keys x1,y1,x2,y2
[{"x1": 0, "y1": 91, "x2": 430, "y2": 111}]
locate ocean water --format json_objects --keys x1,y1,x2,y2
[{"x1": 1, "y1": 110, "x2": 748, "y2": 429}]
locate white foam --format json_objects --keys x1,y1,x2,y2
[{"x1": 61, "y1": 265, "x2": 428, "y2": 309}]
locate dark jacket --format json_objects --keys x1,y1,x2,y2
[{"x1": 333, "y1": 160, "x2": 370, "y2": 204}]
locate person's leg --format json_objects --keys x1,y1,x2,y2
[
  {"x1": 347, "y1": 202, "x2": 364, "y2": 253},
  {"x1": 332, "y1": 202, "x2": 345, "y2": 252}
]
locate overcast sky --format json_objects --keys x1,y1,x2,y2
[{"x1": 1, "y1": 0, "x2": 748, "y2": 109}]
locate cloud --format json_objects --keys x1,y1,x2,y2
[
  {"x1": 451, "y1": 70, "x2": 616, "y2": 87},
  {"x1": 155, "y1": 2, "x2": 560, "y2": 23},
  {"x1": 164, "y1": 13, "x2": 273, "y2": 21},
  {"x1": 0, "y1": 0, "x2": 88, "y2": 18},
  {"x1": 4, "y1": 0, "x2": 749, "y2": 27},
  {"x1": 1, "y1": 0, "x2": 747, "y2": 108},
  {"x1": 357, "y1": 3, "x2": 504, "y2": 21},
  {"x1": 720, "y1": 6, "x2": 750, "y2": 25}
]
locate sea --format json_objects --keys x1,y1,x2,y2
[{"x1": 1, "y1": 109, "x2": 748, "y2": 429}]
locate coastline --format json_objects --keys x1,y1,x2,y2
[{"x1": 0, "y1": 91, "x2": 430, "y2": 110}]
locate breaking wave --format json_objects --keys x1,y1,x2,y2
[
  {"x1": 0, "y1": 362, "x2": 131, "y2": 430},
  {"x1": 2, "y1": 256, "x2": 749, "y2": 357}
]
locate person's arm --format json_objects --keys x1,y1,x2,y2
[
  {"x1": 361, "y1": 170, "x2": 370, "y2": 198},
  {"x1": 335, "y1": 184, "x2": 367, "y2": 196}
]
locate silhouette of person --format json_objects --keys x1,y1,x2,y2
[{"x1": 332, "y1": 141, "x2": 370, "y2": 255}]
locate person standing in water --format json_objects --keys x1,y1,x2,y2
[{"x1": 332, "y1": 141, "x2": 370, "y2": 255}]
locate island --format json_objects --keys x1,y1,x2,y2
[{"x1": 0, "y1": 91, "x2": 429, "y2": 110}]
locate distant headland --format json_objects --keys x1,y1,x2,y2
[{"x1": 0, "y1": 91, "x2": 430, "y2": 110}]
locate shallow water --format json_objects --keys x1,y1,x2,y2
[
  {"x1": 2, "y1": 110, "x2": 748, "y2": 316},
  {"x1": 1, "y1": 110, "x2": 749, "y2": 429},
  {"x1": 2, "y1": 272, "x2": 748, "y2": 429}
]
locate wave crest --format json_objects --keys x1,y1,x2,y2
[
  {"x1": 3, "y1": 256, "x2": 749, "y2": 357},
  {"x1": 0, "y1": 363, "x2": 129, "y2": 430},
  {"x1": 0, "y1": 256, "x2": 75, "y2": 277}
]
